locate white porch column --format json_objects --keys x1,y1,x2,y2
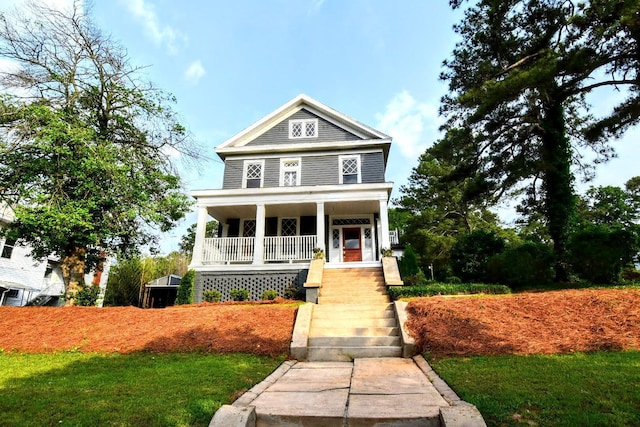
[
  {"x1": 379, "y1": 198, "x2": 390, "y2": 249},
  {"x1": 190, "y1": 206, "x2": 208, "y2": 267},
  {"x1": 253, "y1": 203, "x2": 266, "y2": 265},
  {"x1": 316, "y1": 201, "x2": 325, "y2": 251}
]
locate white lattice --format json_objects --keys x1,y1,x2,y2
[
  {"x1": 246, "y1": 163, "x2": 262, "y2": 179},
  {"x1": 332, "y1": 229, "x2": 340, "y2": 249},
  {"x1": 291, "y1": 122, "x2": 302, "y2": 138},
  {"x1": 281, "y1": 218, "x2": 297, "y2": 236},
  {"x1": 342, "y1": 158, "x2": 358, "y2": 175},
  {"x1": 283, "y1": 171, "x2": 297, "y2": 186},
  {"x1": 283, "y1": 160, "x2": 298, "y2": 168},
  {"x1": 305, "y1": 121, "x2": 316, "y2": 137},
  {"x1": 242, "y1": 220, "x2": 256, "y2": 237}
]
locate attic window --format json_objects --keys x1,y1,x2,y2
[{"x1": 289, "y1": 119, "x2": 318, "y2": 139}]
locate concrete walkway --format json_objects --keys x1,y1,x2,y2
[{"x1": 211, "y1": 356, "x2": 486, "y2": 427}]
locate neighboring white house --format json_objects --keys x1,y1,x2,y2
[
  {"x1": 0, "y1": 205, "x2": 110, "y2": 307},
  {"x1": 189, "y1": 94, "x2": 395, "y2": 302}
]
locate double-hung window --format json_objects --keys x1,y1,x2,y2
[
  {"x1": 339, "y1": 155, "x2": 361, "y2": 184},
  {"x1": 243, "y1": 160, "x2": 264, "y2": 188},
  {"x1": 289, "y1": 119, "x2": 318, "y2": 139},
  {"x1": 1, "y1": 237, "x2": 16, "y2": 259},
  {"x1": 280, "y1": 158, "x2": 301, "y2": 187}
]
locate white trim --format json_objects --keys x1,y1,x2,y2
[
  {"x1": 328, "y1": 214, "x2": 376, "y2": 263},
  {"x1": 217, "y1": 139, "x2": 391, "y2": 159},
  {"x1": 241, "y1": 218, "x2": 257, "y2": 237},
  {"x1": 224, "y1": 148, "x2": 382, "y2": 162},
  {"x1": 278, "y1": 217, "x2": 300, "y2": 236},
  {"x1": 279, "y1": 157, "x2": 301, "y2": 187},
  {"x1": 288, "y1": 119, "x2": 318, "y2": 139},
  {"x1": 242, "y1": 159, "x2": 264, "y2": 189},
  {"x1": 339, "y1": 154, "x2": 361, "y2": 184}
]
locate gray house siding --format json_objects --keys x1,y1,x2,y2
[
  {"x1": 222, "y1": 158, "x2": 243, "y2": 189},
  {"x1": 361, "y1": 151, "x2": 385, "y2": 183},
  {"x1": 247, "y1": 109, "x2": 363, "y2": 147},
  {"x1": 301, "y1": 155, "x2": 339, "y2": 186},
  {"x1": 264, "y1": 158, "x2": 279, "y2": 187}
]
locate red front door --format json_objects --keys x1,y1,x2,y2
[{"x1": 342, "y1": 228, "x2": 362, "y2": 262}]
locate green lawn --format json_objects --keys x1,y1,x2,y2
[
  {"x1": 429, "y1": 351, "x2": 640, "y2": 427},
  {"x1": 0, "y1": 352, "x2": 284, "y2": 427}
]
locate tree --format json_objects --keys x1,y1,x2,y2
[
  {"x1": 0, "y1": 2, "x2": 198, "y2": 304},
  {"x1": 175, "y1": 269, "x2": 195, "y2": 305},
  {"x1": 178, "y1": 220, "x2": 218, "y2": 258},
  {"x1": 442, "y1": 0, "x2": 640, "y2": 281}
]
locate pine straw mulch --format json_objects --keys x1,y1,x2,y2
[
  {"x1": 0, "y1": 301, "x2": 297, "y2": 356},
  {"x1": 405, "y1": 288, "x2": 640, "y2": 357}
]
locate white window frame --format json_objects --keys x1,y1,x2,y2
[
  {"x1": 288, "y1": 119, "x2": 318, "y2": 139},
  {"x1": 280, "y1": 158, "x2": 301, "y2": 187},
  {"x1": 242, "y1": 160, "x2": 265, "y2": 189},
  {"x1": 278, "y1": 217, "x2": 300, "y2": 236},
  {"x1": 339, "y1": 154, "x2": 361, "y2": 184},
  {"x1": 241, "y1": 219, "x2": 257, "y2": 237}
]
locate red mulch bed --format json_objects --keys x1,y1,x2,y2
[
  {"x1": 405, "y1": 288, "x2": 640, "y2": 357},
  {"x1": 0, "y1": 302, "x2": 297, "y2": 356}
]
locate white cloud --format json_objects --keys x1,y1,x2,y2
[
  {"x1": 183, "y1": 60, "x2": 206, "y2": 85},
  {"x1": 119, "y1": 0, "x2": 187, "y2": 54},
  {"x1": 375, "y1": 90, "x2": 440, "y2": 158}
]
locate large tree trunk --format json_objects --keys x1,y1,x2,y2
[
  {"x1": 60, "y1": 245, "x2": 87, "y2": 306},
  {"x1": 541, "y1": 97, "x2": 573, "y2": 282}
]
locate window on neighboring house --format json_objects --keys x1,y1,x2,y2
[
  {"x1": 1, "y1": 238, "x2": 16, "y2": 259},
  {"x1": 340, "y1": 155, "x2": 361, "y2": 184},
  {"x1": 6, "y1": 289, "x2": 18, "y2": 298},
  {"x1": 243, "y1": 160, "x2": 264, "y2": 188},
  {"x1": 289, "y1": 119, "x2": 318, "y2": 139},
  {"x1": 281, "y1": 158, "x2": 301, "y2": 186}
]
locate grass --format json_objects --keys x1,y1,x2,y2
[
  {"x1": 429, "y1": 351, "x2": 640, "y2": 426},
  {"x1": 388, "y1": 282, "x2": 511, "y2": 300},
  {"x1": 0, "y1": 351, "x2": 285, "y2": 427}
]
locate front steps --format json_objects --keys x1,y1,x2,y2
[{"x1": 307, "y1": 268, "x2": 403, "y2": 361}]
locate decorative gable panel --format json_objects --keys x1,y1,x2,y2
[{"x1": 246, "y1": 109, "x2": 362, "y2": 147}]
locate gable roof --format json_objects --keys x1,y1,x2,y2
[{"x1": 216, "y1": 94, "x2": 391, "y2": 159}]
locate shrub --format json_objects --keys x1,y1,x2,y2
[
  {"x1": 229, "y1": 288, "x2": 250, "y2": 301},
  {"x1": 488, "y1": 242, "x2": 554, "y2": 289},
  {"x1": 450, "y1": 230, "x2": 506, "y2": 282},
  {"x1": 74, "y1": 284, "x2": 100, "y2": 306},
  {"x1": 568, "y1": 226, "x2": 637, "y2": 284},
  {"x1": 388, "y1": 283, "x2": 510, "y2": 300},
  {"x1": 398, "y1": 244, "x2": 421, "y2": 277},
  {"x1": 203, "y1": 289, "x2": 221, "y2": 303},
  {"x1": 175, "y1": 270, "x2": 195, "y2": 305},
  {"x1": 261, "y1": 289, "x2": 278, "y2": 300},
  {"x1": 283, "y1": 282, "x2": 303, "y2": 300},
  {"x1": 621, "y1": 267, "x2": 640, "y2": 283}
]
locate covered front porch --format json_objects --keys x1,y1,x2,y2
[{"x1": 190, "y1": 184, "x2": 393, "y2": 267}]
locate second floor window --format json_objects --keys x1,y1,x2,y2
[
  {"x1": 244, "y1": 161, "x2": 264, "y2": 188},
  {"x1": 281, "y1": 159, "x2": 301, "y2": 186},
  {"x1": 1, "y1": 237, "x2": 16, "y2": 259},
  {"x1": 289, "y1": 119, "x2": 318, "y2": 139},
  {"x1": 340, "y1": 155, "x2": 361, "y2": 184}
]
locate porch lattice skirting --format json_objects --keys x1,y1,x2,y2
[{"x1": 194, "y1": 269, "x2": 309, "y2": 303}]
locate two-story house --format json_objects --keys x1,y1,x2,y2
[{"x1": 189, "y1": 94, "x2": 395, "y2": 302}]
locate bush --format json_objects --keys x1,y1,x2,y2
[
  {"x1": 261, "y1": 289, "x2": 278, "y2": 300},
  {"x1": 569, "y1": 226, "x2": 637, "y2": 284},
  {"x1": 203, "y1": 289, "x2": 221, "y2": 303},
  {"x1": 175, "y1": 270, "x2": 195, "y2": 305},
  {"x1": 388, "y1": 283, "x2": 510, "y2": 300},
  {"x1": 74, "y1": 284, "x2": 100, "y2": 306},
  {"x1": 283, "y1": 282, "x2": 303, "y2": 300},
  {"x1": 398, "y1": 244, "x2": 421, "y2": 277},
  {"x1": 450, "y1": 230, "x2": 506, "y2": 282},
  {"x1": 488, "y1": 242, "x2": 554, "y2": 288},
  {"x1": 621, "y1": 267, "x2": 640, "y2": 283},
  {"x1": 229, "y1": 288, "x2": 250, "y2": 301}
]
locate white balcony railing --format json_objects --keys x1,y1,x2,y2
[
  {"x1": 202, "y1": 237, "x2": 255, "y2": 264},
  {"x1": 264, "y1": 235, "x2": 316, "y2": 262},
  {"x1": 201, "y1": 236, "x2": 315, "y2": 264},
  {"x1": 389, "y1": 229, "x2": 400, "y2": 245}
]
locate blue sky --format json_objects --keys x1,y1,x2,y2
[{"x1": 2, "y1": 0, "x2": 639, "y2": 254}]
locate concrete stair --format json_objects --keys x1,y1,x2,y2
[{"x1": 308, "y1": 268, "x2": 403, "y2": 361}]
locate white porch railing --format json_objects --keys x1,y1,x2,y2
[
  {"x1": 264, "y1": 235, "x2": 316, "y2": 262},
  {"x1": 201, "y1": 236, "x2": 315, "y2": 264},
  {"x1": 202, "y1": 237, "x2": 255, "y2": 264},
  {"x1": 389, "y1": 229, "x2": 400, "y2": 245}
]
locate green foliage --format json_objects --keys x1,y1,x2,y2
[
  {"x1": 73, "y1": 284, "x2": 100, "y2": 307},
  {"x1": 283, "y1": 282, "x2": 304, "y2": 300},
  {"x1": 175, "y1": 270, "x2": 195, "y2": 305},
  {"x1": 261, "y1": 290, "x2": 278, "y2": 301},
  {"x1": 450, "y1": 231, "x2": 505, "y2": 282},
  {"x1": 0, "y1": 352, "x2": 283, "y2": 427},
  {"x1": 388, "y1": 283, "x2": 510, "y2": 300},
  {"x1": 568, "y1": 226, "x2": 637, "y2": 284},
  {"x1": 398, "y1": 244, "x2": 421, "y2": 277},
  {"x1": 179, "y1": 221, "x2": 219, "y2": 258},
  {"x1": 430, "y1": 352, "x2": 640, "y2": 427},
  {"x1": 0, "y1": 3, "x2": 197, "y2": 303},
  {"x1": 229, "y1": 289, "x2": 250, "y2": 302},
  {"x1": 488, "y1": 242, "x2": 554, "y2": 289},
  {"x1": 203, "y1": 289, "x2": 221, "y2": 303}
]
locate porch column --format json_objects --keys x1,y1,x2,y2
[
  {"x1": 379, "y1": 198, "x2": 390, "y2": 249},
  {"x1": 316, "y1": 201, "x2": 325, "y2": 251},
  {"x1": 190, "y1": 206, "x2": 208, "y2": 267},
  {"x1": 253, "y1": 203, "x2": 266, "y2": 264}
]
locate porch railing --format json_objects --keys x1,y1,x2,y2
[
  {"x1": 264, "y1": 235, "x2": 316, "y2": 262},
  {"x1": 202, "y1": 237, "x2": 255, "y2": 264},
  {"x1": 389, "y1": 229, "x2": 400, "y2": 245}
]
